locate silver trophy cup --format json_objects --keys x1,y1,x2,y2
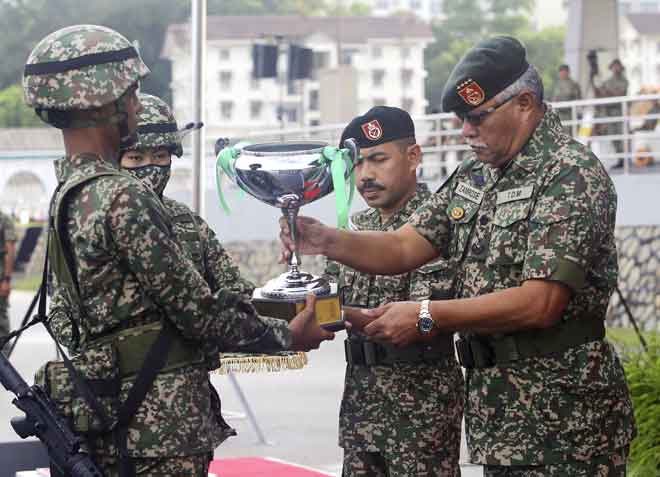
[{"x1": 216, "y1": 140, "x2": 358, "y2": 329}]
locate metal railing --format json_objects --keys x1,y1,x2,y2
[{"x1": 235, "y1": 93, "x2": 660, "y2": 179}]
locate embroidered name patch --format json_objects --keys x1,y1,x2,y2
[
  {"x1": 455, "y1": 181, "x2": 484, "y2": 204},
  {"x1": 496, "y1": 186, "x2": 534, "y2": 205}
]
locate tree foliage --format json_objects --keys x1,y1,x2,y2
[
  {"x1": 425, "y1": 0, "x2": 565, "y2": 111},
  {"x1": 0, "y1": 83, "x2": 42, "y2": 127}
]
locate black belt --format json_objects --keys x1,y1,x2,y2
[
  {"x1": 344, "y1": 334, "x2": 455, "y2": 366},
  {"x1": 456, "y1": 318, "x2": 606, "y2": 369}
]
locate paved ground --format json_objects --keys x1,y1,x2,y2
[{"x1": 1, "y1": 291, "x2": 483, "y2": 476}]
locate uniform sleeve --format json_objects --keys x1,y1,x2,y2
[
  {"x1": 107, "y1": 185, "x2": 291, "y2": 351},
  {"x1": 48, "y1": 286, "x2": 81, "y2": 352},
  {"x1": 408, "y1": 181, "x2": 452, "y2": 258},
  {"x1": 523, "y1": 157, "x2": 613, "y2": 292},
  {"x1": 3, "y1": 216, "x2": 17, "y2": 242},
  {"x1": 196, "y1": 215, "x2": 290, "y2": 352}
]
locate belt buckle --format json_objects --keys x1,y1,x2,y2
[{"x1": 362, "y1": 341, "x2": 378, "y2": 366}]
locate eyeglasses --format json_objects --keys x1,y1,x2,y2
[{"x1": 456, "y1": 94, "x2": 517, "y2": 126}]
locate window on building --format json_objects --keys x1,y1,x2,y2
[
  {"x1": 219, "y1": 71, "x2": 232, "y2": 90},
  {"x1": 372, "y1": 69, "x2": 385, "y2": 88},
  {"x1": 312, "y1": 51, "x2": 330, "y2": 80},
  {"x1": 220, "y1": 101, "x2": 233, "y2": 120},
  {"x1": 309, "y1": 119, "x2": 320, "y2": 127},
  {"x1": 402, "y1": 97, "x2": 414, "y2": 112},
  {"x1": 309, "y1": 90, "x2": 319, "y2": 111},
  {"x1": 373, "y1": 98, "x2": 386, "y2": 107},
  {"x1": 339, "y1": 48, "x2": 359, "y2": 66},
  {"x1": 250, "y1": 100, "x2": 262, "y2": 120},
  {"x1": 431, "y1": 0, "x2": 443, "y2": 15},
  {"x1": 219, "y1": 49, "x2": 230, "y2": 61},
  {"x1": 372, "y1": 45, "x2": 383, "y2": 58},
  {"x1": 401, "y1": 46, "x2": 411, "y2": 59},
  {"x1": 401, "y1": 68, "x2": 413, "y2": 88}
]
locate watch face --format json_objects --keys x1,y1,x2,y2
[{"x1": 418, "y1": 316, "x2": 434, "y2": 334}]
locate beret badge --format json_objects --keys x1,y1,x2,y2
[
  {"x1": 361, "y1": 119, "x2": 383, "y2": 141},
  {"x1": 457, "y1": 78, "x2": 485, "y2": 107}
]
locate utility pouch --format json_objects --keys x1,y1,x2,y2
[{"x1": 35, "y1": 341, "x2": 120, "y2": 434}]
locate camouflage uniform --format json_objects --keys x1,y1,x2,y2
[
  {"x1": 326, "y1": 183, "x2": 464, "y2": 477},
  {"x1": 595, "y1": 75, "x2": 629, "y2": 154},
  {"x1": 409, "y1": 108, "x2": 636, "y2": 473},
  {"x1": 550, "y1": 78, "x2": 581, "y2": 124},
  {"x1": 24, "y1": 26, "x2": 292, "y2": 475},
  {"x1": 0, "y1": 211, "x2": 17, "y2": 339}
]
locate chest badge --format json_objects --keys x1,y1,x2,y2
[{"x1": 450, "y1": 206, "x2": 465, "y2": 220}]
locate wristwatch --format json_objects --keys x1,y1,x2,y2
[{"x1": 416, "y1": 299, "x2": 435, "y2": 335}]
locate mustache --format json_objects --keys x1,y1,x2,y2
[{"x1": 358, "y1": 180, "x2": 386, "y2": 192}]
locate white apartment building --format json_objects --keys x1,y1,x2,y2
[
  {"x1": 619, "y1": 13, "x2": 660, "y2": 93},
  {"x1": 161, "y1": 15, "x2": 433, "y2": 136},
  {"x1": 360, "y1": 0, "x2": 446, "y2": 22}
]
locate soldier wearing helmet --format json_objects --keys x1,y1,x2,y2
[{"x1": 26, "y1": 25, "x2": 333, "y2": 477}]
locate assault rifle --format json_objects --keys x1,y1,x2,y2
[{"x1": 0, "y1": 352, "x2": 103, "y2": 477}]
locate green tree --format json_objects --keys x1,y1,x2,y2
[
  {"x1": 425, "y1": 0, "x2": 564, "y2": 111},
  {"x1": 0, "y1": 83, "x2": 43, "y2": 127}
]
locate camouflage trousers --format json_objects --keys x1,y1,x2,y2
[
  {"x1": 483, "y1": 446, "x2": 628, "y2": 477},
  {"x1": 52, "y1": 452, "x2": 213, "y2": 477},
  {"x1": 342, "y1": 448, "x2": 461, "y2": 477}
]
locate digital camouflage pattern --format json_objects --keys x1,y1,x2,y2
[
  {"x1": 94, "y1": 451, "x2": 212, "y2": 477},
  {"x1": 483, "y1": 445, "x2": 628, "y2": 477},
  {"x1": 409, "y1": 107, "x2": 636, "y2": 466},
  {"x1": 0, "y1": 211, "x2": 17, "y2": 338},
  {"x1": 125, "y1": 93, "x2": 183, "y2": 157},
  {"x1": 326, "y1": 183, "x2": 464, "y2": 476},
  {"x1": 595, "y1": 75, "x2": 629, "y2": 139},
  {"x1": 47, "y1": 153, "x2": 291, "y2": 458},
  {"x1": 23, "y1": 25, "x2": 149, "y2": 110}
]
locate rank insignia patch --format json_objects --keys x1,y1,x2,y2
[
  {"x1": 457, "y1": 78, "x2": 485, "y2": 107},
  {"x1": 361, "y1": 119, "x2": 383, "y2": 141}
]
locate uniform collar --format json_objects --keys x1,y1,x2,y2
[
  {"x1": 54, "y1": 153, "x2": 119, "y2": 183},
  {"x1": 353, "y1": 182, "x2": 430, "y2": 230}
]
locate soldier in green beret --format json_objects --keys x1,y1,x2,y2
[
  {"x1": 326, "y1": 106, "x2": 463, "y2": 477},
  {"x1": 23, "y1": 25, "x2": 332, "y2": 476},
  {"x1": 280, "y1": 36, "x2": 636, "y2": 476}
]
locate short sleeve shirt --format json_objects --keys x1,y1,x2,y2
[{"x1": 409, "y1": 107, "x2": 635, "y2": 465}]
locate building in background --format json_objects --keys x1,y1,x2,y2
[
  {"x1": 162, "y1": 15, "x2": 432, "y2": 136},
  {"x1": 359, "y1": 0, "x2": 446, "y2": 22},
  {"x1": 620, "y1": 13, "x2": 660, "y2": 94},
  {"x1": 619, "y1": 0, "x2": 660, "y2": 14}
]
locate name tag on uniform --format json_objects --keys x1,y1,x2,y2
[
  {"x1": 496, "y1": 186, "x2": 534, "y2": 205},
  {"x1": 455, "y1": 181, "x2": 484, "y2": 204}
]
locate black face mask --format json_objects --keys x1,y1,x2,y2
[{"x1": 125, "y1": 164, "x2": 171, "y2": 196}]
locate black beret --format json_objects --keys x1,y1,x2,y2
[
  {"x1": 441, "y1": 36, "x2": 529, "y2": 114},
  {"x1": 339, "y1": 106, "x2": 415, "y2": 149}
]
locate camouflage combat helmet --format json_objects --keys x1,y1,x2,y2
[
  {"x1": 23, "y1": 24, "x2": 150, "y2": 128},
  {"x1": 124, "y1": 93, "x2": 183, "y2": 157}
]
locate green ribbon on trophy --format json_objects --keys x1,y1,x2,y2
[{"x1": 215, "y1": 141, "x2": 356, "y2": 229}]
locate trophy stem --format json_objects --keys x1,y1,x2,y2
[{"x1": 284, "y1": 206, "x2": 302, "y2": 279}]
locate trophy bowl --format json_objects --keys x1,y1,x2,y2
[{"x1": 216, "y1": 139, "x2": 359, "y2": 330}]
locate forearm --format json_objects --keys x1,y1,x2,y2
[
  {"x1": 325, "y1": 225, "x2": 435, "y2": 276},
  {"x1": 3, "y1": 243, "x2": 15, "y2": 277},
  {"x1": 430, "y1": 280, "x2": 569, "y2": 335}
]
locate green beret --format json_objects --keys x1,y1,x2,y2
[
  {"x1": 441, "y1": 36, "x2": 529, "y2": 114},
  {"x1": 339, "y1": 106, "x2": 415, "y2": 149}
]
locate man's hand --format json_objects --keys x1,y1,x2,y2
[
  {"x1": 288, "y1": 294, "x2": 335, "y2": 351},
  {"x1": 342, "y1": 306, "x2": 378, "y2": 333},
  {"x1": 362, "y1": 301, "x2": 425, "y2": 347},
  {"x1": 278, "y1": 215, "x2": 332, "y2": 264},
  {"x1": 0, "y1": 280, "x2": 10, "y2": 298}
]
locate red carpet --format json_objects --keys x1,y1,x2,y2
[{"x1": 209, "y1": 457, "x2": 333, "y2": 477}]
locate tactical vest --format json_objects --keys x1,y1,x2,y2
[{"x1": 41, "y1": 169, "x2": 207, "y2": 476}]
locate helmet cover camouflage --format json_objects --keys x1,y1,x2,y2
[
  {"x1": 23, "y1": 24, "x2": 150, "y2": 111},
  {"x1": 126, "y1": 93, "x2": 183, "y2": 157}
]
